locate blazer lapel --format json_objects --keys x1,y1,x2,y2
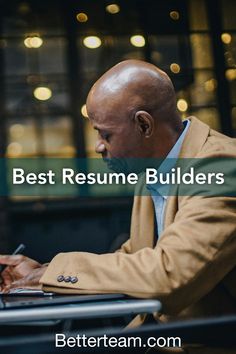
[
  {"x1": 163, "y1": 116, "x2": 210, "y2": 229},
  {"x1": 130, "y1": 117, "x2": 211, "y2": 244},
  {"x1": 130, "y1": 195, "x2": 155, "y2": 251}
]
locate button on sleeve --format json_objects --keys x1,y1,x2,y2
[{"x1": 57, "y1": 275, "x2": 64, "y2": 282}]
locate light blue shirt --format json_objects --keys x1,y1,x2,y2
[{"x1": 147, "y1": 120, "x2": 190, "y2": 238}]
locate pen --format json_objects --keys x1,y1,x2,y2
[
  {"x1": 0, "y1": 243, "x2": 26, "y2": 274},
  {"x1": 11, "y1": 243, "x2": 26, "y2": 256}
]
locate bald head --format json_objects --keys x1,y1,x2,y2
[
  {"x1": 87, "y1": 60, "x2": 184, "y2": 160},
  {"x1": 87, "y1": 59, "x2": 180, "y2": 127}
]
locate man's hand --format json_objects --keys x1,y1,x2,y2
[{"x1": 0, "y1": 255, "x2": 47, "y2": 292}]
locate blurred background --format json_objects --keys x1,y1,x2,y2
[{"x1": 0, "y1": 0, "x2": 235, "y2": 262}]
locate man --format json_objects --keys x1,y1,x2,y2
[{"x1": 0, "y1": 60, "x2": 236, "y2": 353}]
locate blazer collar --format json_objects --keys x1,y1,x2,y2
[{"x1": 178, "y1": 116, "x2": 210, "y2": 158}]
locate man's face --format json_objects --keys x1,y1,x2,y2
[
  {"x1": 87, "y1": 98, "x2": 149, "y2": 173},
  {"x1": 88, "y1": 103, "x2": 145, "y2": 159}
]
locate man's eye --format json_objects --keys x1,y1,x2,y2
[{"x1": 102, "y1": 133, "x2": 110, "y2": 142}]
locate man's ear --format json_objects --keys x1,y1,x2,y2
[{"x1": 134, "y1": 110, "x2": 154, "y2": 137}]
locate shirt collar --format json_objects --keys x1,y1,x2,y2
[{"x1": 146, "y1": 119, "x2": 190, "y2": 198}]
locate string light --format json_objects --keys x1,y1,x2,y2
[
  {"x1": 10, "y1": 124, "x2": 25, "y2": 138},
  {"x1": 83, "y1": 36, "x2": 102, "y2": 49},
  {"x1": 221, "y1": 33, "x2": 232, "y2": 44},
  {"x1": 204, "y1": 79, "x2": 217, "y2": 92},
  {"x1": 225, "y1": 69, "x2": 236, "y2": 81},
  {"x1": 170, "y1": 63, "x2": 181, "y2": 73},
  {"x1": 7, "y1": 142, "x2": 23, "y2": 156},
  {"x1": 81, "y1": 104, "x2": 88, "y2": 118},
  {"x1": 33, "y1": 87, "x2": 52, "y2": 101},
  {"x1": 177, "y1": 99, "x2": 188, "y2": 112},
  {"x1": 76, "y1": 12, "x2": 88, "y2": 22},
  {"x1": 130, "y1": 35, "x2": 145, "y2": 47},
  {"x1": 106, "y1": 4, "x2": 120, "y2": 14},
  {"x1": 24, "y1": 36, "x2": 43, "y2": 48},
  {"x1": 170, "y1": 11, "x2": 180, "y2": 20}
]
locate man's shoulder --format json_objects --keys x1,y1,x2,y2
[
  {"x1": 183, "y1": 116, "x2": 236, "y2": 158},
  {"x1": 198, "y1": 125, "x2": 236, "y2": 158}
]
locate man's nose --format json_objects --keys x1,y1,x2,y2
[{"x1": 95, "y1": 140, "x2": 106, "y2": 154}]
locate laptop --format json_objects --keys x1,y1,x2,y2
[{"x1": 0, "y1": 293, "x2": 125, "y2": 309}]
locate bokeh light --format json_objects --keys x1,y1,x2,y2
[
  {"x1": 170, "y1": 63, "x2": 181, "y2": 73},
  {"x1": 177, "y1": 99, "x2": 188, "y2": 112},
  {"x1": 170, "y1": 11, "x2": 180, "y2": 20},
  {"x1": 81, "y1": 104, "x2": 89, "y2": 118},
  {"x1": 33, "y1": 87, "x2": 52, "y2": 101},
  {"x1": 24, "y1": 36, "x2": 43, "y2": 48},
  {"x1": 83, "y1": 36, "x2": 102, "y2": 49},
  {"x1": 221, "y1": 33, "x2": 232, "y2": 44},
  {"x1": 106, "y1": 4, "x2": 120, "y2": 14},
  {"x1": 76, "y1": 12, "x2": 88, "y2": 23},
  {"x1": 130, "y1": 35, "x2": 145, "y2": 47}
]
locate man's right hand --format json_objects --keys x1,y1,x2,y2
[{"x1": 0, "y1": 255, "x2": 45, "y2": 291}]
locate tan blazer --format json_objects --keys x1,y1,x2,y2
[{"x1": 40, "y1": 117, "x2": 236, "y2": 352}]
